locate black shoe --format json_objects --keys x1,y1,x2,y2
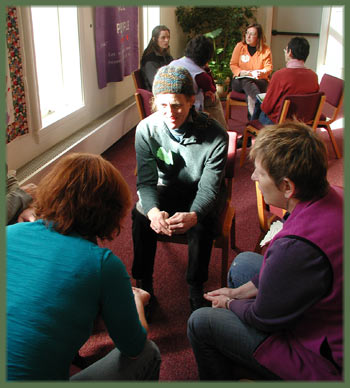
[
  {"x1": 189, "y1": 295, "x2": 211, "y2": 312},
  {"x1": 135, "y1": 278, "x2": 154, "y2": 295},
  {"x1": 236, "y1": 136, "x2": 252, "y2": 149},
  {"x1": 144, "y1": 294, "x2": 157, "y2": 322},
  {"x1": 72, "y1": 353, "x2": 88, "y2": 369}
]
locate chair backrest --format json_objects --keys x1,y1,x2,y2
[
  {"x1": 225, "y1": 131, "x2": 237, "y2": 200},
  {"x1": 319, "y1": 73, "x2": 344, "y2": 107},
  {"x1": 226, "y1": 131, "x2": 237, "y2": 179},
  {"x1": 319, "y1": 73, "x2": 344, "y2": 121},
  {"x1": 134, "y1": 88, "x2": 154, "y2": 120},
  {"x1": 255, "y1": 181, "x2": 286, "y2": 233},
  {"x1": 132, "y1": 69, "x2": 144, "y2": 90},
  {"x1": 278, "y1": 92, "x2": 326, "y2": 130}
]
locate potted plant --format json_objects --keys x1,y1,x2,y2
[
  {"x1": 204, "y1": 28, "x2": 232, "y2": 97},
  {"x1": 175, "y1": 6, "x2": 256, "y2": 96}
]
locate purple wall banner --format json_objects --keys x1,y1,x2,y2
[{"x1": 95, "y1": 7, "x2": 139, "y2": 89}]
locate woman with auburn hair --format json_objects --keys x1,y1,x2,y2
[
  {"x1": 6, "y1": 153, "x2": 161, "y2": 381},
  {"x1": 140, "y1": 25, "x2": 173, "y2": 91},
  {"x1": 229, "y1": 23, "x2": 273, "y2": 120}
]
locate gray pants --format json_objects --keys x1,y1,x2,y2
[
  {"x1": 231, "y1": 77, "x2": 268, "y2": 117},
  {"x1": 70, "y1": 340, "x2": 161, "y2": 381},
  {"x1": 187, "y1": 252, "x2": 280, "y2": 380}
]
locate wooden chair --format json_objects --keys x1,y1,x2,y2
[
  {"x1": 156, "y1": 131, "x2": 237, "y2": 287},
  {"x1": 134, "y1": 88, "x2": 154, "y2": 175},
  {"x1": 317, "y1": 73, "x2": 343, "y2": 159},
  {"x1": 254, "y1": 182, "x2": 286, "y2": 253},
  {"x1": 134, "y1": 88, "x2": 153, "y2": 121},
  {"x1": 225, "y1": 90, "x2": 247, "y2": 124},
  {"x1": 239, "y1": 92, "x2": 326, "y2": 167},
  {"x1": 132, "y1": 69, "x2": 144, "y2": 90}
]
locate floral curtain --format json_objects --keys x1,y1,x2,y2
[{"x1": 6, "y1": 7, "x2": 29, "y2": 143}]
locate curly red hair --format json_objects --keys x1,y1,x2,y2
[{"x1": 34, "y1": 153, "x2": 132, "y2": 240}]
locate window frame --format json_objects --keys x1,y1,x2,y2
[{"x1": 18, "y1": 6, "x2": 90, "y2": 141}]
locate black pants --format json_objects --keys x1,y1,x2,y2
[
  {"x1": 231, "y1": 77, "x2": 268, "y2": 99},
  {"x1": 231, "y1": 77, "x2": 268, "y2": 118},
  {"x1": 131, "y1": 206, "x2": 216, "y2": 287}
]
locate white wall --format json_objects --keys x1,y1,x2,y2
[
  {"x1": 160, "y1": 7, "x2": 187, "y2": 59},
  {"x1": 270, "y1": 6, "x2": 323, "y2": 72}
]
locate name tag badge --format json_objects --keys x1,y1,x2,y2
[{"x1": 241, "y1": 55, "x2": 250, "y2": 63}]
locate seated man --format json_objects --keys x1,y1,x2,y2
[
  {"x1": 252, "y1": 36, "x2": 319, "y2": 125},
  {"x1": 188, "y1": 121, "x2": 343, "y2": 380},
  {"x1": 131, "y1": 65, "x2": 228, "y2": 313}
]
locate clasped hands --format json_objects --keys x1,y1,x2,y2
[
  {"x1": 147, "y1": 207, "x2": 197, "y2": 236},
  {"x1": 204, "y1": 287, "x2": 240, "y2": 309},
  {"x1": 204, "y1": 281, "x2": 258, "y2": 309}
]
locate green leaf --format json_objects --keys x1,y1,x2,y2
[{"x1": 204, "y1": 28, "x2": 222, "y2": 39}]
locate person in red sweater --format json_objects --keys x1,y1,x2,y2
[{"x1": 254, "y1": 37, "x2": 319, "y2": 125}]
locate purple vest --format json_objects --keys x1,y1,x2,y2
[{"x1": 254, "y1": 186, "x2": 343, "y2": 380}]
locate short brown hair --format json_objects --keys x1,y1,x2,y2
[
  {"x1": 250, "y1": 121, "x2": 329, "y2": 201},
  {"x1": 34, "y1": 153, "x2": 132, "y2": 240}
]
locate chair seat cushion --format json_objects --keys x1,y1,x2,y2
[{"x1": 229, "y1": 90, "x2": 246, "y2": 101}]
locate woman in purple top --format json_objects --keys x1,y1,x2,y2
[{"x1": 188, "y1": 121, "x2": 343, "y2": 381}]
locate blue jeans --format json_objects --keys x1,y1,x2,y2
[
  {"x1": 258, "y1": 111, "x2": 274, "y2": 125},
  {"x1": 70, "y1": 340, "x2": 161, "y2": 381},
  {"x1": 251, "y1": 99, "x2": 274, "y2": 125},
  {"x1": 187, "y1": 252, "x2": 280, "y2": 380},
  {"x1": 227, "y1": 251, "x2": 263, "y2": 288}
]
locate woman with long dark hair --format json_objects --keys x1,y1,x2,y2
[{"x1": 140, "y1": 25, "x2": 173, "y2": 91}]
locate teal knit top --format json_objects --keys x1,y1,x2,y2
[{"x1": 7, "y1": 220, "x2": 146, "y2": 380}]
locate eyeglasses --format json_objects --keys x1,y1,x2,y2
[{"x1": 283, "y1": 47, "x2": 288, "y2": 54}]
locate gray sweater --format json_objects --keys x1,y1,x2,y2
[{"x1": 135, "y1": 109, "x2": 228, "y2": 221}]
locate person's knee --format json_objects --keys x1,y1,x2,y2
[
  {"x1": 228, "y1": 252, "x2": 263, "y2": 288},
  {"x1": 187, "y1": 307, "x2": 212, "y2": 342},
  {"x1": 143, "y1": 339, "x2": 161, "y2": 361}
]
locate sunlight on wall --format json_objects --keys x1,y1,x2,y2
[{"x1": 142, "y1": 6, "x2": 160, "y2": 50}]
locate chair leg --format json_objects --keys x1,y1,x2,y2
[
  {"x1": 221, "y1": 242, "x2": 229, "y2": 287},
  {"x1": 325, "y1": 125, "x2": 342, "y2": 159},
  {"x1": 225, "y1": 99, "x2": 231, "y2": 124},
  {"x1": 230, "y1": 213, "x2": 236, "y2": 250},
  {"x1": 254, "y1": 230, "x2": 266, "y2": 253},
  {"x1": 239, "y1": 130, "x2": 251, "y2": 167}
]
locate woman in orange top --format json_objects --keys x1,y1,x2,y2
[{"x1": 230, "y1": 23, "x2": 273, "y2": 118}]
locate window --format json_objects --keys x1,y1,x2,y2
[
  {"x1": 142, "y1": 6, "x2": 160, "y2": 49},
  {"x1": 30, "y1": 6, "x2": 83, "y2": 128},
  {"x1": 324, "y1": 7, "x2": 343, "y2": 77}
]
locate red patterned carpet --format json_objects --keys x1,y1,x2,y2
[{"x1": 74, "y1": 105, "x2": 344, "y2": 380}]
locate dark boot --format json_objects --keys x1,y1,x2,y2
[
  {"x1": 135, "y1": 278, "x2": 154, "y2": 295},
  {"x1": 236, "y1": 136, "x2": 252, "y2": 149},
  {"x1": 189, "y1": 284, "x2": 211, "y2": 312}
]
